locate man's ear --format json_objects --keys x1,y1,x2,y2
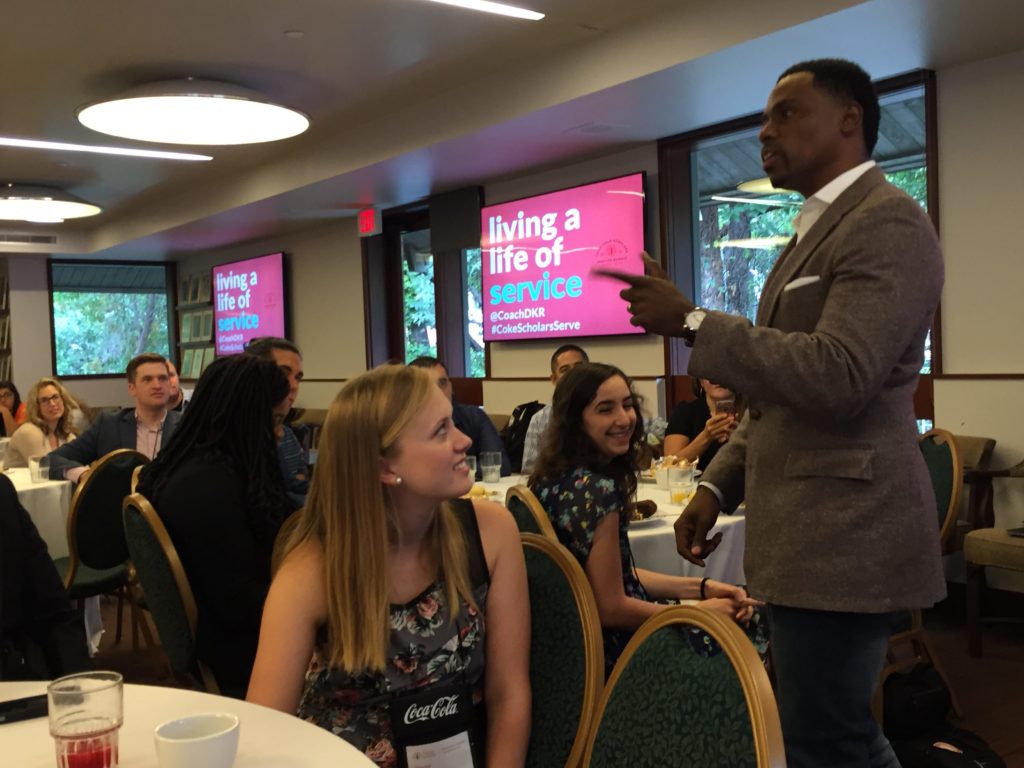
[{"x1": 840, "y1": 102, "x2": 863, "y2": 139}]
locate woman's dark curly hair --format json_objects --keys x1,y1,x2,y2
[
  {"x1": 0, "y1": 380, "x2": 22, "y2": 437},
  {"x1": 137, "y1": 354, "x2": 291, "y2": 551},
  {"x1": 530, "y1": 362, "x2": 645, "y2": 500}
]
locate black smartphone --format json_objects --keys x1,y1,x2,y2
[{"x1": 0, "y1": 694, "x2": 48, "y2": 725}]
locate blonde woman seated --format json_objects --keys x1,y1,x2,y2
[
  {"x1": 6, "y1": 378, "x2": 79, "y2": 468},
  {"x1": 663, "y1": 378, "x2": 742, "y2": 472},
  {"x1": 247, "y1": 365, "x2": 530, "y2": 768}
]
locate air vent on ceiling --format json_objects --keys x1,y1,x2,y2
[{"x1": 0, "y1": 233, "x2": 57, "y2": 245}]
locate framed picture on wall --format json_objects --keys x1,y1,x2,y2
[
  {"x1": 188, "y1": 275, "x2": 201, "y2": 304},
  {"x1": 178, "y1": 277, "x2": 190, "y2": 305},
  {"x1": 181, "y1": 349, "x2": 195, "y2": 379},
  {"x1": 201, "y1": 346, "x2": 216, "y2": 374},
  {"x1": 196, "y1": 274, "x2": 212, "y2": 303},
  {"x1": 179, "y1": 312, "x2": 192, "y2": 343},
  {"x1": 188, "y1": 347, "x2": 204, "y2": 380},
  {"x1": 191, "y1": 312, "x2": 203, "y2": 341},
  {"x1": 200, "y1": 309, "x2": 213, "y2": 341}
]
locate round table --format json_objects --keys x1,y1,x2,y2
[
  {"x1": 483, "y1": 475, "x2": 748, "y2": 586},
  {"x1": 0, "y1": 682, "x2": 375, "y2": 767},
  {"x1": 6, "y1": 467, "x2": 74, "y2": 559}
]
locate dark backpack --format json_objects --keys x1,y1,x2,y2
[
  {"x1": 501, "y1": 400, "x2": 545, "y2": 472},
  {"x1": 883, "y1": 663, "x2": 1005, "y2": 768}
]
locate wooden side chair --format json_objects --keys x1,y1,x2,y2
[
  {"x1": 122, "y1": 492, "x2": 219, "y2": 693},
  {"x1": 584, "y1": 605, "x2": 785, "y2": 767},
  {"x1": 876, "y1": 428, "x2": 964, "y2": 720},
  {"x1": 506, "y1": 484, "x2": 557, "y2": 540},
  {"x1": 55, "y1": 448, "x2": 151, "y2": 647},
  {"x1": 521, "y1": 533, "x2": 603, "y2": 767}
]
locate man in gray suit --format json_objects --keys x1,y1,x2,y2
[
  {"x1": 601, "y1": 60, "x2": 944, "y2": 767},
  {"x1": 48, "y1": 353, "x2": 181, "y2": 483}
]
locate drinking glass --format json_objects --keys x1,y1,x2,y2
[
  {"x1": 29, "y1": 454, "x2": 50, "y2": 483},
  {"x1": 480, "y1": 452, "x2": 501, "y2": 483},
  {"x1": 464, "y1": 455, "x2": 477, "y2": 479},
  {"x1": 48, "y1": 671, "x2": 124, "y2": 768}
]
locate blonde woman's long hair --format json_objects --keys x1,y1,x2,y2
[
  {"x1": 280, "y1": 365, "x2": 475, "y2": 673},
  {"x1": 25, "y1": 377, "x2": 79, "y2": 439}
]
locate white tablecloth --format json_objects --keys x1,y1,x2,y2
[
  {"x1": 483, "y1": 475, "x2": 748, "y2": 586},
  {"x1": 6, "y1": 467, "x2": 74, "y2": 559},
  {"x1": 7, "y1": 467, "x2": 103, "y2": 654},
  {"x1": 0, "y1": 682, "x2": 376, "y2": 767}
]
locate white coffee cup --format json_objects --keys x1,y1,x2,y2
[{"x1": 154, "y1": 712, "x2": 240, "y2": 768}]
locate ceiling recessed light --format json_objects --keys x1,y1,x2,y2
[
  {"x1": 422, "y1": 0, "x2": 544, "y2": 21},
  {"x1": 0, "y1": 136, "x2": 211, "y2": 161},
  {"x1": 77, "y1": 79, "x2": 310, "y2": 146},
  {"x1": 0, "y1": 185, "x2": 101, "y2": 223}
]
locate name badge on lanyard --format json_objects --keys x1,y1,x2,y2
[{"x1": 389, "y1": 677, "x2": 482, "y2": 768}]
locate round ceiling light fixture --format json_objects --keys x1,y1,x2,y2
[
  {"x1": 77, "y1": 79, "x2": 310, "y2": 146},
  {"x1": 0, "y1": 185, "x2": 102, "y2": 223}
]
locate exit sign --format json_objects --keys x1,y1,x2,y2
[{"x1": 358, "y1": 208, "x2": 381, "y2": 237}]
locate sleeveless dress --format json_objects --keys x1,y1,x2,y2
[{"x1": 296, "y1": 500, "x2": 489, "y2": 767}]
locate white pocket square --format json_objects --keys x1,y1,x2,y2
[{"x1": 783, "y1": 275, "x2": 821, "y2": 292}]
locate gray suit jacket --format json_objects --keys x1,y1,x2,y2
[
  {"x1": 694, "y1": 167, "x2": 946, "y2": 613},
  {"x1": 47, "y1": 408, "x2": 182, "y2": 479}
]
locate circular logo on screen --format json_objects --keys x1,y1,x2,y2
[{"x1": 596, "y1": 239, "x2": 629, "y2": 265}]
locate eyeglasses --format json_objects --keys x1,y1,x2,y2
[
  {"x1": 0, "y1": 391, "x2": 13, "y2": 401},
  {"x1": 38, "y1": 394, "x2": 62, "y2": 406}
]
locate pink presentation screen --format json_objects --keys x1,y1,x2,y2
[
  {"x1": 481, "y1": 173, "x2": 646, "y2": 342},
  {"x1": 212, "y1": 252, "x2": 287, "y2": 355}
]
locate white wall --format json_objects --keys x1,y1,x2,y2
[
  {"x1": 934, "y1": 49, "x2": 1024, "y2": 590},
  {"x1": 175, "y1": 218, "x2": 365, "y2": 409}
]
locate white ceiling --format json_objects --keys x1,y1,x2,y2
[{"x1": 3, "y1": 0, "x2": 1024, "y2": 259}]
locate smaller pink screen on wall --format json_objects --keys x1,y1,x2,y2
[
  {"x1": 212, "y1": 252, "x2": 287, "y2": 355},
  {"x1": 481, "y1": 173, "x2": 646, "y2": 342}
]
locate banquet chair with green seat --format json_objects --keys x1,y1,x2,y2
[
  {"x1": 122, "y1": 492, "x2": 219, "y2": 693},
  {"x1": 521, "y1": 533, "x2": 603, "y2": 768},
  {"x1": 54, "y1": 448, "x2": 151, "y2": 648},
  {"x1": 583, "y1": 605, "x2": 785, "y2": 768},
  {"x1": 506, "y1": 485, "x2": 557, "y2": 539},
  {"x1": 875, "y1": 428, "x2": 963, "y2": 720}
]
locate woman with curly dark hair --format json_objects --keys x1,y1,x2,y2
[
  {"x1": 137, "y1": 354, "x2": 292, "y2": 697},
  {"x1": 530, "y1": 362, "x2": 763, "y2": 674}
]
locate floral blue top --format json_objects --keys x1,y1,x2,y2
[{"x1": 532, "y1": 466, "x2": 647, "y2": 671}]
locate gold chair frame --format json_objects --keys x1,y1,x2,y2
[
  {"x1": 521, "y1": 532, "x2": 603, "y2": 768},
  {"x1": 506, "y1": 484, "x2": 557, "y2": 540},
  {"x1": 62, "y1": 447, "x2": 151, "y2": 647},
  {"x1": 583, "y1": 605, "x2": 785, "y2": 768},
  {"x1": 123, "y1": 492, "x2": 220, "y2": 694}
]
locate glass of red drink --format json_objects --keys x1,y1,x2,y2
[{"x1": 47, "y1": 671, "x2": 124, "y2": 768}]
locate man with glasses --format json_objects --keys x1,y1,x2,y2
[{"x1": 48, "y1": 353, "x2": 181, "y2": 483}]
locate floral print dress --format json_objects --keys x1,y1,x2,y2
[
  {"x1": 296, "y1": 501, "x2": 489, "y2": 767},
  {"x1": 532, "y1": 466, "x2": 647, "y2": 672}
]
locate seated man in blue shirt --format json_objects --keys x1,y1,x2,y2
[
  {"x1": 244, "y1": 337, "x2": 309, "y2": 508},
  {"x1": 408, "y1": 356, "x2": 511, "y2": 477},
  {"x1": 48, "y1": 353, "x2": 182, "y2": 482}
]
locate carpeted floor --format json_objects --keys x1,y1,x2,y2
[{"x1": 94, "y1": 592, "x2": 1024, "y2": 766}]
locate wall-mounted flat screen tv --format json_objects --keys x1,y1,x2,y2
[
  {"x1": 212, "y1": 251, "x2": 288, "y2": 356},
  {"x1": 480, "y1": 172, "x2": 646, "y2": 342}
]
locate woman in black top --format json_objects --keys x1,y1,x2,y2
[
  {"x1": 137, "y1": 354, "x2": 291, "y2": 697},
  {"x1": 664, "y1": 379, "x2": 741, "y2": 471}
]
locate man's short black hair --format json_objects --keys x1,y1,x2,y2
[
  {"x1": 550, "y1": 344, "x2": 589, "y2": 374},
  {"x1": 779, "y1": 58, "x2": 880, "y2": 154},
  {"x1": 408, "y1": 356, "x2": 448, "y2": 375},
  {"x1": 127, "y1": 353, "x2": 168, "y2": 382},
  {"x1": 244, "y1": 337, "x2": 302, "y2": 360}
]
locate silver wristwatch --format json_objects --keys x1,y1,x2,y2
[{"x1": 681, "y1": 308, "x2": 706, "y2": 346}]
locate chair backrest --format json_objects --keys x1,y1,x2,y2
[
  {"x1": 65, "y1": 449, "x2": 149, "y2": 574},
  {"x1": 919, "y1": 428, "x2": 964, "y2": 549},
  {"x1": 585, "y1": 605, "x2": 785, "y2": 768},
  {"x1": 122, "y1": 492, "x2": 219, "y2": 693},
  {"x1": 506, "y1": 484, "x2": 557, "y2": 540},
  {"x1": 521, "y1": 533, "x2": 603, "y2": 768},
  {"x1": 952, "y1": 434, "x2": 996, "y2": 472}
]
